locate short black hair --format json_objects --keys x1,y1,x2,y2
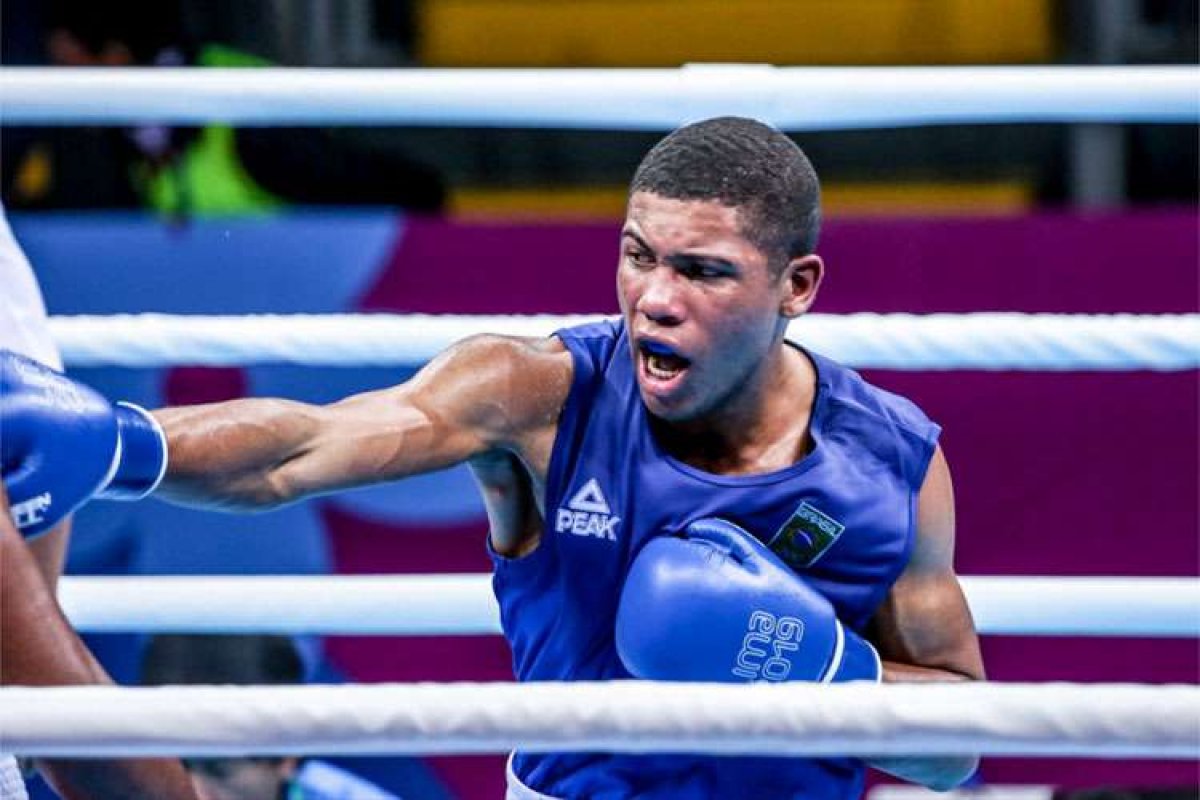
[
  {"x1": 48, "y1": 0, "x2": 188, "y2": 63},
  {"x1": 140, "y1": 635, "x2": 305, "y2": 778},
  {"x1": 140, "y1": 634, "x2": 305, "y2": 687},
  {"x1": 629, "y1": 116, "x2": 821, "y2": 265}
]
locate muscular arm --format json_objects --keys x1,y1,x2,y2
[
  {"x1": 26, "y1": 519, "x2": 70, "y2": 590},
  {"x1": 0, "y1": 486, "x2": 199, "y2": 799},
  {"x1": 155, "y1": 335, "x2": 571, "y2": 510},
  {"x1": 866, "y1": 446, "x2": 985, "y2": 790}
]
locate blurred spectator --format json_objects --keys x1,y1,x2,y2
[
  {"x1": 2, "y1": 0, "x2": 444, "y2": 217},
  {"x1": 141, "y1": 634, "x2": 402, "y2": 800}
]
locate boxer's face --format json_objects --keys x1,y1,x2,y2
[
  {"x1": 189, "y1": 758, "x2": 292, "y2": 800},
  {"x1": 619, "y1": 192, "x2": 795, "y2": 423}
]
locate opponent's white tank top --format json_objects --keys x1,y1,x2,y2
[
  {"x1": 0, "y1": 204, "x2": 59, "y2": 799},
  {"x1": 0, "y1": 204, "x2": 61, "y2": 369}
]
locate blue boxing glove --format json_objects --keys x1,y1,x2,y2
[
  {"x1": 616, "y1": 517, "x2": 881, "y2": 683},
  {"x1": 1, "y1": 350, "x2": 166, "y2": 538}
]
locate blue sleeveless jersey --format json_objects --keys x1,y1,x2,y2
[{"x1": 490, "y1": 319, "x2": 940, "y2": 799}]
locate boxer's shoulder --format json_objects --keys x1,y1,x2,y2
[
  {"x1": 401, "y1": 333, "x2": 573, "y2": 458},
  {"x1": 813, "y1": 350, "x2": 936, "y2": 438}
]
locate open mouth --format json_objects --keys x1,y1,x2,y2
[{"x1": 639, "y1": 340, "x2": 691, "y2": 382}]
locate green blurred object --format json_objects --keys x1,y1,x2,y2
[{"x1": 135, "y1": 44, "x2": 283, "y2": 218}]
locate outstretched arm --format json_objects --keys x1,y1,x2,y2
[
  {"x1": 866, "y1": 445, "x2": 985, "y2": 790},
  {"x1": 155, "y1": 335, "x2": 571, "y2": 510},
  {"x1": 0, "y1": 485, "x2": 200, "y2": 800}
]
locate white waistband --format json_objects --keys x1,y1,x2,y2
[
  {"x1": 505, "y1": 752, "x2": 561, "y2": 800},
  {"x1": 0, "y1": 756, "x2": 29, "y2": 800}
]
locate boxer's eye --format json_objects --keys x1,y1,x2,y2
[
  {"x1": 683, "y1": 264, "x2": 725, "y2": 280},
  {"x1": 626, "y1": 249, "x2": 654, "y2": 268},
  {"x1": 668, "y1": 255, "x2": 735, "y2": 281}
]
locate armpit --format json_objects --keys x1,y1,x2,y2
[{"x1": 469, "y1": 450, "x2": 543, "y2": 557}]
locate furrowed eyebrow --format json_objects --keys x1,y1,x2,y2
[
  {"x1": 621, "y1": 230, "x2": 653, "y2": 252},
  {"x1": 622, "y1": 230, "x2": 735, "y2": 272}
]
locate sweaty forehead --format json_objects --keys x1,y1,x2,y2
[{"x1": 624, "y1": 192, "x2": 758, "y2": 255}]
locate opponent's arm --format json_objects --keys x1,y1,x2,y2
[
  {"x1": 156, "y1": 335, "x2": 571, "y2": 510},
  {"x1": 0, "y1": 486, "x2": 200, "y2": 800},
  {"x1": 26, "y1": 519, "x2": 70, "y2": 590},
  {"x1": 865, "y1": 445, "x2": 985, "y2": 789}
]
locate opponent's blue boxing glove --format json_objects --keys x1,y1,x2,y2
[
  {"x1": 616, "y1": 517, "x2": 881, "y2": 683},
  {"x1": 1, "y1": 350, "x2": 167, "y2": 538}
]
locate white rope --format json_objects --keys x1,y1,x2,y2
[
  {"x1": 60, "y1": 575, "x2": 498, "y2": 636},
  {"x1": 2, "y1": 66, "x2": 1196, "y2": 128},
  {"x1": 49, "y1": 313, "x2": 1200, "y2": 371},
  {"x1": 2, "y1": 682, "x2": 1195, "y2": 758},
  {"x1": 57, "y1": 575, "x2": 1200, "y2": 638}
]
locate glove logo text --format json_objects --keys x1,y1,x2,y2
[
  {"x1": 732, "y1": 610, "x2": 804, "y2": 681},
  {"x1": 10, "y1": 491, "x2": 52, "y2": 530},
  {"x1": 555, "y1": 478, "x2": 620, "y2": 541}
]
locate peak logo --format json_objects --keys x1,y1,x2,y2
[{"x1": 555, "y1": 478, "x2": 620, "y2": 541}]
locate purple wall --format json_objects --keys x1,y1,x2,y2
[{"x1": 18, "y1": 208, "x2": 1198, "y2": 794}]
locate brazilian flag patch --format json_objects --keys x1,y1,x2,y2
[{"x1": 769, "y1": 501, "x2": 846, "y2": 568}]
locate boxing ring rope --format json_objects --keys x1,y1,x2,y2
[
  {"x1": 3, "y1": 682, "x2": 1197, "y2": 758},
  {"x1": 57, "y1": 575, "x2": 1200, "y2": 637},
  {"x1": 49, "y1": 313, "x2": 1200, "y2": 370},
  {"x1": 2, "y1": 65, "x2": 1197, "y2": 128}
]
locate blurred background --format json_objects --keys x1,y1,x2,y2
[
  {"x1": 2, "y1": 0, "x2": 1197, "y2": 216},
  {"x1": 1, "y1": 1, "x2": 1197, "y2": 799}
]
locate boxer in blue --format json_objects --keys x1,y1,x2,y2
[{"x1": 2, "y1": 117, "x2": 984, "y2": 798}]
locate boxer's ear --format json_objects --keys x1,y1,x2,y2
[{"x1": 780, "y1": 254, "x2": 823, "y2": 318}]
